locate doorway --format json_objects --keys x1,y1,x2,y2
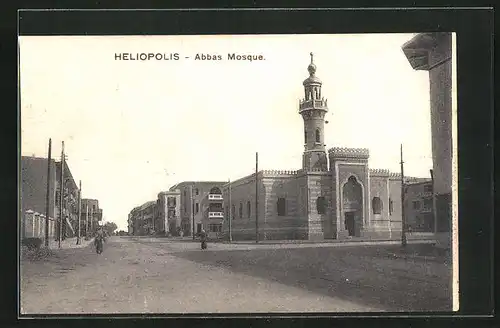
[
  {"x1": 197, "y1": 223, "x2": 202, "y2": 234},
  {"x1": 344, "y1": 212, "x2": 355, "y2": 236}
]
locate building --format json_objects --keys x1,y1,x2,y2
[
  {"x1": 128, "y1": 206, "x2": 142, "y2": 235},
  {"x1": 402, "y1": 33, "x2": 453, "y2": 248},
  {"x1": 168, "y1": 181, "x2": 226, "y2": 237},
  {"x1": 156, "y1": 190, "x2": 181, "y2": 236},
  {"x1": 140, "y1": 201, "x2": 156, "y2": 235},
  {"x1": 127, "y1": 201, "x2": 157, "y2": 236},
  {"x1": 168, "y1": 54, "x2": 429, "y2": 241},
  {"x1": 20, "y1": 156, "x2": 57, "y2": 240},
  {"x1": 404, "y1": 179, "x2": 434, "y2": 232},
  {"x1": 80, "y1": 198, "x2": 103, "y2": 236},
  {"x1": 20, "y1": 155, "x2": 82, "y2": 241}
]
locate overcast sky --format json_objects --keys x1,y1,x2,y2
[{"x1": 20, "y1": 34, "x2": 444, "y2": 230}]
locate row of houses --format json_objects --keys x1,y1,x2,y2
[
  {"x1": 20, "y1": 155, "x2": 104, "y2": 242},
  {"x1": 127, "y1": 177, "x2": 434, "y2": 241}
]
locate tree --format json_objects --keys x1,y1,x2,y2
[{"x1": 103, "y1": 221, "x2": 118, "y2": 236}]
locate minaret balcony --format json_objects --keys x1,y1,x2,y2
[{"x1": 299, "y1": 99, "x2": 328, "y2": 112}]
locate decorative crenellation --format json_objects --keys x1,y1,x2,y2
[
  {"x1": 262, "y1": 170, "x2": 300, "y2": 176},
  {"x1": 328, "y1": 147, "x2": 370, "y2": 159},
  {"x1": 369, "y1": 169, "x2": 390, "y2": 177},
  {"x1": 387, "y1": 172, "x2": 422, "y2": 182}
]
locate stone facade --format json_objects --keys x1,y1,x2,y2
[{"x1": 402, "y1": 33, "x2": 453, "y2": 248}]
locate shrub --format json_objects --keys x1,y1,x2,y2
[
  {"x1": 22, "y1": 246, "x2": 56, "y2": 261},
  {"x1": 22, "y1": 237, "x2": 42, "y2": 250}
]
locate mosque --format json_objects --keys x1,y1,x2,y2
[{"x1": 161, "y1": 53, "x2": 427, "y2": 241}]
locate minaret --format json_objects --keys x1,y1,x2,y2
[{"x1": 299, "y1": 53, "x2": 329, "y2": 171}]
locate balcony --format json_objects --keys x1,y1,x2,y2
[
  {"x1": 208, "y1": 194, "x2": 223, "y2": 201},
  {"x1": 208, "y1": 212, "x2": 224, "y2": 219},
  {"x1": 299, "y1": 99, "x2": 328, "y2": 112}
]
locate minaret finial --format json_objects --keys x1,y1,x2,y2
[{"x1": 310, "y1": 52, "x2": 314, "y2": 64}]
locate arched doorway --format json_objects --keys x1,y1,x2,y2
[{"x1": 342, "y1": 176, "x2": 363, "y2": 237}]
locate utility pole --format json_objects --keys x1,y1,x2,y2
[
  {"x1": 400, "y1": 144, "x2": 407, "y2": 247},
  {"x1": 44, "y1": 138, "x2": 52, "y2": 248},
  {"x1": 228, "y1": 178, "x2": 232, "y2": 243},
  {"x1": 86, "y1": 204, "x2": 89, "y2": 238},
  {"x1": 191, "y1": 185, "x2": 195, "y2": 240},
  {"x1": 77, "y1": 180, "x2": 81, "y2": 245},
  {"x1": 255, "y1": 152, "x2": 259, "y2": 243},
  {"x1": 90, "y1": 206, "x2": 94, "y2": 237},
  {"x1": 58, "y1": 141, "x2": 65, "y2": 248}
]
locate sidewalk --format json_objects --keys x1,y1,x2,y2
[{"x1": 46, "y1": 237, "x2": 94, "y2": 250}]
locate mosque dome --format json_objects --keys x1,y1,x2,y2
[{"x1": 303, "y1": 52, "x2": 322, "y2": 85}]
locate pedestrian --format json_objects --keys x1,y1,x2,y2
[{"x1": 200, "y1": 229, "x2": 207, "y2": 250}]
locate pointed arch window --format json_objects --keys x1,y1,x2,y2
[
  {"x1": 239, "y1": 202, "x2": 243, "y2": 218},
  {"x1": 231, "y1": 204, "x2": 235, "y2": 220},
  {"x1": 277, "y1": 198, "x2": 286, "y2": 216},
  {"x1": 316, "y1": 196, "x2": 326, "y2": 214},
  {"x1": 389, "y1": 198, "x2": 394, "y2": 215},
  {"x1": 372, "y1": 197, "x2": 383, "y2": 215},
  {"x1": 315, "y1": 128, "x2": 320, "y2": 143},
  {"x1": 304, "y1": 130, "x2": 307, "y2": 143}
]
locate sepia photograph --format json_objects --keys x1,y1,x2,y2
[{"x1": 19, "y1": 32, "x2": 457, "y2": 315}]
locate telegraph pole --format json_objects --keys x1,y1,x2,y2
[
  {"x1": 191, "y1": 185, "x2": 195, "y2": 240},
  {"x1": 90, "y1": 206, "x2": 94, "y2": 236},
  {"x1": 58, "y1": 141, "x2": 65, "y2": 248},
  {"x1": 228, "y1": 178, "x2": 232, "y2": 243},
  {"x1": 255, "y1": 152, "x2": 259, "y2": 243},
  {"x1": 86, "y1": 204, "x2": 89, "y2": 238},
  {"x1": 400, "y1": 144, "x2": 407, "y2": 247},
  {"x1": 44, "y1": 138, "x2": 52, "y2": 248},
  {"x1": 76, "y1": 180, "x2": 81, "y2": 245}
]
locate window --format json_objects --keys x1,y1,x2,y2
[
  {"x1": 413, "y1": 201, "x2": 421, "y2": 210},
  {"x1": 225, "y1": 206, "x2": 229, "y2": 219},
  {"x1": 304, "y1": 130, "x2": 307, "y2": 143},
  {"x1": 247, "y1": 201, "x2": 251, "y2": 218},
  {"x1": 315, "y1": 128, "x2": 320, "y2": 143},
  {"x1": 277, "y1": 198, "x2": 286, "y2": 216},
  {"x1": 195, "y1": 188, "x2": 199, "y2": 195},
  {"x1": 316, "y1": 197, "x2": 326, "y2": 214},
  {"x1": 423, "y1": 198, "x2": 432, "y2": 210},
  {"x1": 210, "y1": 187, "x2": 222, "y2": 194},
  {"x1": 195, "y1": 203, "x2": 199, "y2": 214},
  {"x1": 231, "y1": 205, "x2": 235, "y2": 219},
  {"x1": 389, "y1": 198, "x2": 394, "y2": 215},
  {"x1": 372, "y1": 197, "x2": 382, "y2": 215},
  {"x1": 424, "y1": 184, "x2": 433, "y2": 193},
  {"x1": 239, "y1": 202, "x2": 243, "y2": 218},
  {"x1": 209, "y1": 224, "x2": 222, "y2": 233}
]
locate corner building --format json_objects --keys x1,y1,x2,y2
[{"x1": 174, "y1": 54, "x2": 427, "y2": 241}]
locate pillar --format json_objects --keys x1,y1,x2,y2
[
  {"x1": 24, "y1": 210, "x2": 34, "y2": 239},
  {"x1": 402, "y1": 33, "x2": 453, "y2": 249},
  {"x1": 33, "y1": 212, "x2": 39, "y2": 238}
]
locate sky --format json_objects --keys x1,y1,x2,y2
[{"x1": 20, "y1": 34, "x2": 440, "y2": 231}]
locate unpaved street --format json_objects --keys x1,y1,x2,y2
[{"x1": 20, "y1": 237, "x2": 451, "y2": 314}]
